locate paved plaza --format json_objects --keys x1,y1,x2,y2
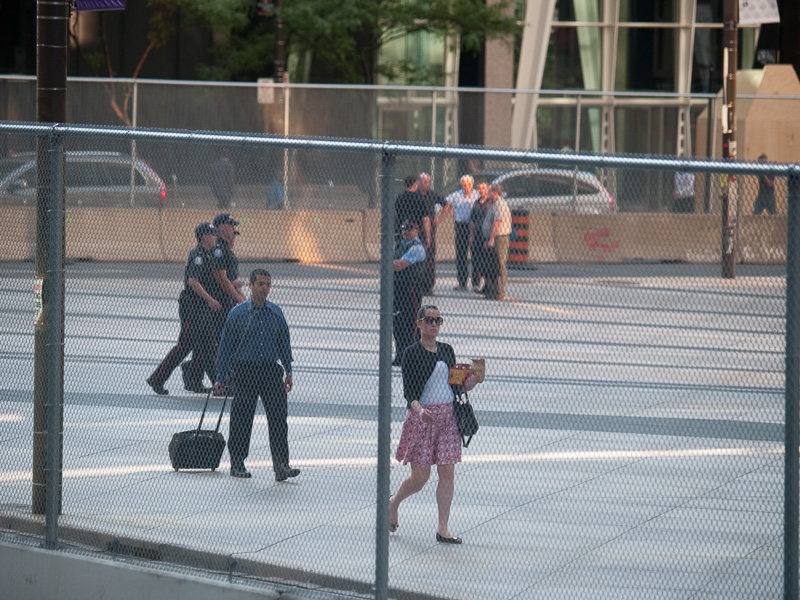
[{"x1": 0, "y1": 260, "x2": 791, "y2": 599}]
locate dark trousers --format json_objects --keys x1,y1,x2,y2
[
  {"x1": 420, "y1": 226, "x2": 436, "y2": 295},
  {"x1": 752, "y1": 192, "x2": 776, "y2": 215},
  {"x1": 149, "y1": 304, "x2": 215, "y2": 387},
  {"x1": 228, "y1": 361, "x2": 289, "y2": 469},
  {"x1": 393, "y1": 280, "x2": 420, "y2": 361},
  {"x1": 183, "y1": 304, "x2": 230, "y2": 387},
  {"x1": 471, "y1": 237, "x2": 485, "y2": 289},
  {"x1": 454, "y1": 221, "x2": 471, "y2": 288}
]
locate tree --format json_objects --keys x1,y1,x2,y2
[
  {"x1": 279, "y1": 0, "x2": 518, "y2": 85},
  {"x1": 69, "y1": 0, "x2": 249, "y2": 125}
]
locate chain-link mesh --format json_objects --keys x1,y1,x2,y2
[{"x1": 0, "y1": 123, "x2": 795, "y2": 599}]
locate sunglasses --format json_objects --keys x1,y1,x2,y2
[{"x1": 419, "y1": 316, "x2": 443, "y2": 325}]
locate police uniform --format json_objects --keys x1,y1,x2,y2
[
  {"x1": 207, "y1": 236, "x2": 239, "y2": 364},
  {"x1": 182, "y1": 215, "x2": 241, "y2": 391},
  {"x1": 147, "y1": 234, "x2": 221, "y2": 395},
  {"x1": 393, "y1": 233, "x2": 426, "y2": 365}
]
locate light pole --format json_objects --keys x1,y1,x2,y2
[{"x1": 721, "y1": 0, "x2": 738, "y2": 278}]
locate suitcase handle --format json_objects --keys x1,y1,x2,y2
[{"x1": 196, "y1": 390, "x2": 229, "y2": 434}]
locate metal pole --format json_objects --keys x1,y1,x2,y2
[
  {"x1": 275, "y1": 0, "x2": 289, "y2": 209},
  {"x1": 375, "y1": 148, "x2": 395, "y2": 600},
  {"x1": 430, "y1": 91, "x2": 437, "y2": 183},
  {"x1": 33, "y1": 0, "x2": 68, "y2": 544},
  {"x1": 785, "y1": 167, "x2": 800, "y2": 600},
  {"x1": 130, "y1": 80, "x2": 138, "y2": 207},
  {"x1": 721, "y1": 0, "x2": 738, "y2": 278},
  {"x1": 704, "y1": 95, "x2": 713, "y2": 213}
]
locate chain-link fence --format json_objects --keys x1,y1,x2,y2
[{"x1": 1, "y1": 121, "x2": 798, "y2": 600}]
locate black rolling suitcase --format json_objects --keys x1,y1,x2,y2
[{"x1": 169, "y1": 391, "x2": 228, "y2": 471}]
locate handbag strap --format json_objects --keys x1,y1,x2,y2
[{"x1": 454, "y1": 391, "x2": 474, "y2": 448}]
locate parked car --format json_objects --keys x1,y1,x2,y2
[
  {"x1": 0, "y1": 151, "x2": 167, "y2": 207},
  {"x1": 441, "y1": 168, "x2": 616, "y2": 214}
]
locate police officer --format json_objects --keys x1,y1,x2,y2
[
  {"x1": 147, "y1": 223, "x2": 223, "y2": 396},
  {"x1": 392, "y1": 220, "x2": 426, "y2": 366},
  {"x1": 181, "y1": 213, "x2": 245, "y2": 391}
]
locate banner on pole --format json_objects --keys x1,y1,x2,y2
[
  {"x1": 74, "y1": 0, "x2": 126, "y2": 11},
  {"x1": 739, "y1": 0, "x2": 780, "y2": 25}
]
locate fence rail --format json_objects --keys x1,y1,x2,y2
[{"x1": 1, "y1": 120, "x2": 798, "y2": 600}]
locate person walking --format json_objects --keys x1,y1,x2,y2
[
  {"x1": 388, "y1": 304, "x2": 479, "y2": 544},
  {"x1": 417, "y1": 173, "x2": 442, "y2": 296},
  {"x1": 210, "y1": 153, "x2": 235, "y2": 209},
  {"x1": 468, "y1": 179, "x2": 491, "y2": 294},
  {"x1": 181, "y1": 212, "x2": 246, "y2": 392},
  {"x1": 392, "y1": 220, "x2": 427, "y2": 366},
  {"x1": 752, "y1": 153, "x2": 776, "y2": 215},
  {"x1": 482, "y1": 183, "x2": 512, "y2": 301},
  {"x1": 436, "y1": 174, "x2": 479, "y2": 291},
  {"x1": 146, "y1": 223, "x2": 223, "y2": 396},
  {"x1": 214, "y1": 268, "x2": 300, "y2": 482}
]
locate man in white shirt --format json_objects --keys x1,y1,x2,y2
[{"x1": 436, "y1": 174, "x2": 480, "y2": 290}]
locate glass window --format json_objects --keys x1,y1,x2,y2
[
  {"x1": 66, "y1": 161, "x2": 101, "y2": 187},
  {"x1": 553, "y1": 0, "x2": 603, "y2": 22},
  {"x1": 543, "y1": 27, "x2": 601, "y2": 90},
  {"x1": 619, "y1": 0, "x2": 678, "y2": 23},
  {"x1": 692, "y1": 27, "x2": 722, "y2": 92},
  {"x1": 102, "y1": 163, "x2": 132, "y2": 186},
  {"x1": 538, "y1": 176, "x2": 573, "y2": 197},
  {"x1": 695, "y1": 0, "x2": 723, "y2": 23},
  {"x1": 502, "y1": 174, "x2": 538, "y2": 198},
  {"x1": 615, "y1": 28, "x2": 677, "y2": 91}
]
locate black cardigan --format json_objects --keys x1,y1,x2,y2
[{"x1": 401, "y1": 341, "x2": 457, "y2": 408}]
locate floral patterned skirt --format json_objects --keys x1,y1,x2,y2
[{"x1": 395, "y1": 403, "x2": 462, "y2": 467}]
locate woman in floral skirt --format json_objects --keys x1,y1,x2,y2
[{"x1": 389, "y1": 304, "x2": 478, "y2": 544}]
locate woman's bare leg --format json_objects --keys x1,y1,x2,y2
[
  {"x1": 389, "y1": 463, "x2": 430, "y2": 528},
  {"x1": 435, "y1": 463, "x2": 456, "y2": 537}
]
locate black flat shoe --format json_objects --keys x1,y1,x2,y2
[
  {"x1": 388, "y1": 495, "x2": 399, "y2": 532},
  {"x1": 436, "y1": 533, "x2": 462, "y2": 544},
  {"x1": 230, "y1": 465, "x2": 251, "y2": 478}
]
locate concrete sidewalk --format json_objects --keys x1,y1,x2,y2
[
  {"x1": 1, "y1": 386, "x2": 785, "y2": 600},
  {"x1": 0, "y1": 264, "x2": 789, "y2": 599}
]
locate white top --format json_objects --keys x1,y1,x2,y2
[
  {"x1": 418, "y1": 361, "x2": 454, "y2": 406},
  {"x1": 445, "y1": 189, "x2": 480, "y2": 223}
]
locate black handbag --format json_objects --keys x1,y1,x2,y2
[{"x1": 453, "y1": 391, "x2": 479, "y2": 448}]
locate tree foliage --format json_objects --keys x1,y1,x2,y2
[{"x1": 279, "y1": 0, "x2": 518, "y2": 84}]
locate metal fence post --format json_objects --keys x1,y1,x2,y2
[
  {"x1": 32, "y1": 130, "x2": 66, "y2": 549},
  {"x1": 785, "y1": 166, "x2": 800, "y2": 600},
  {"x1": 375, "y1": 146, "x2": 396, "y2": 600}
]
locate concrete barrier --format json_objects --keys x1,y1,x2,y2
[{"x1": 0, "y1": 208, "x2": 788, "y2": 265}]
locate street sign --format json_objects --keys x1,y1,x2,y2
[{"x1": 739, "y1": 0, "x2": 780, "y2": 25}]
